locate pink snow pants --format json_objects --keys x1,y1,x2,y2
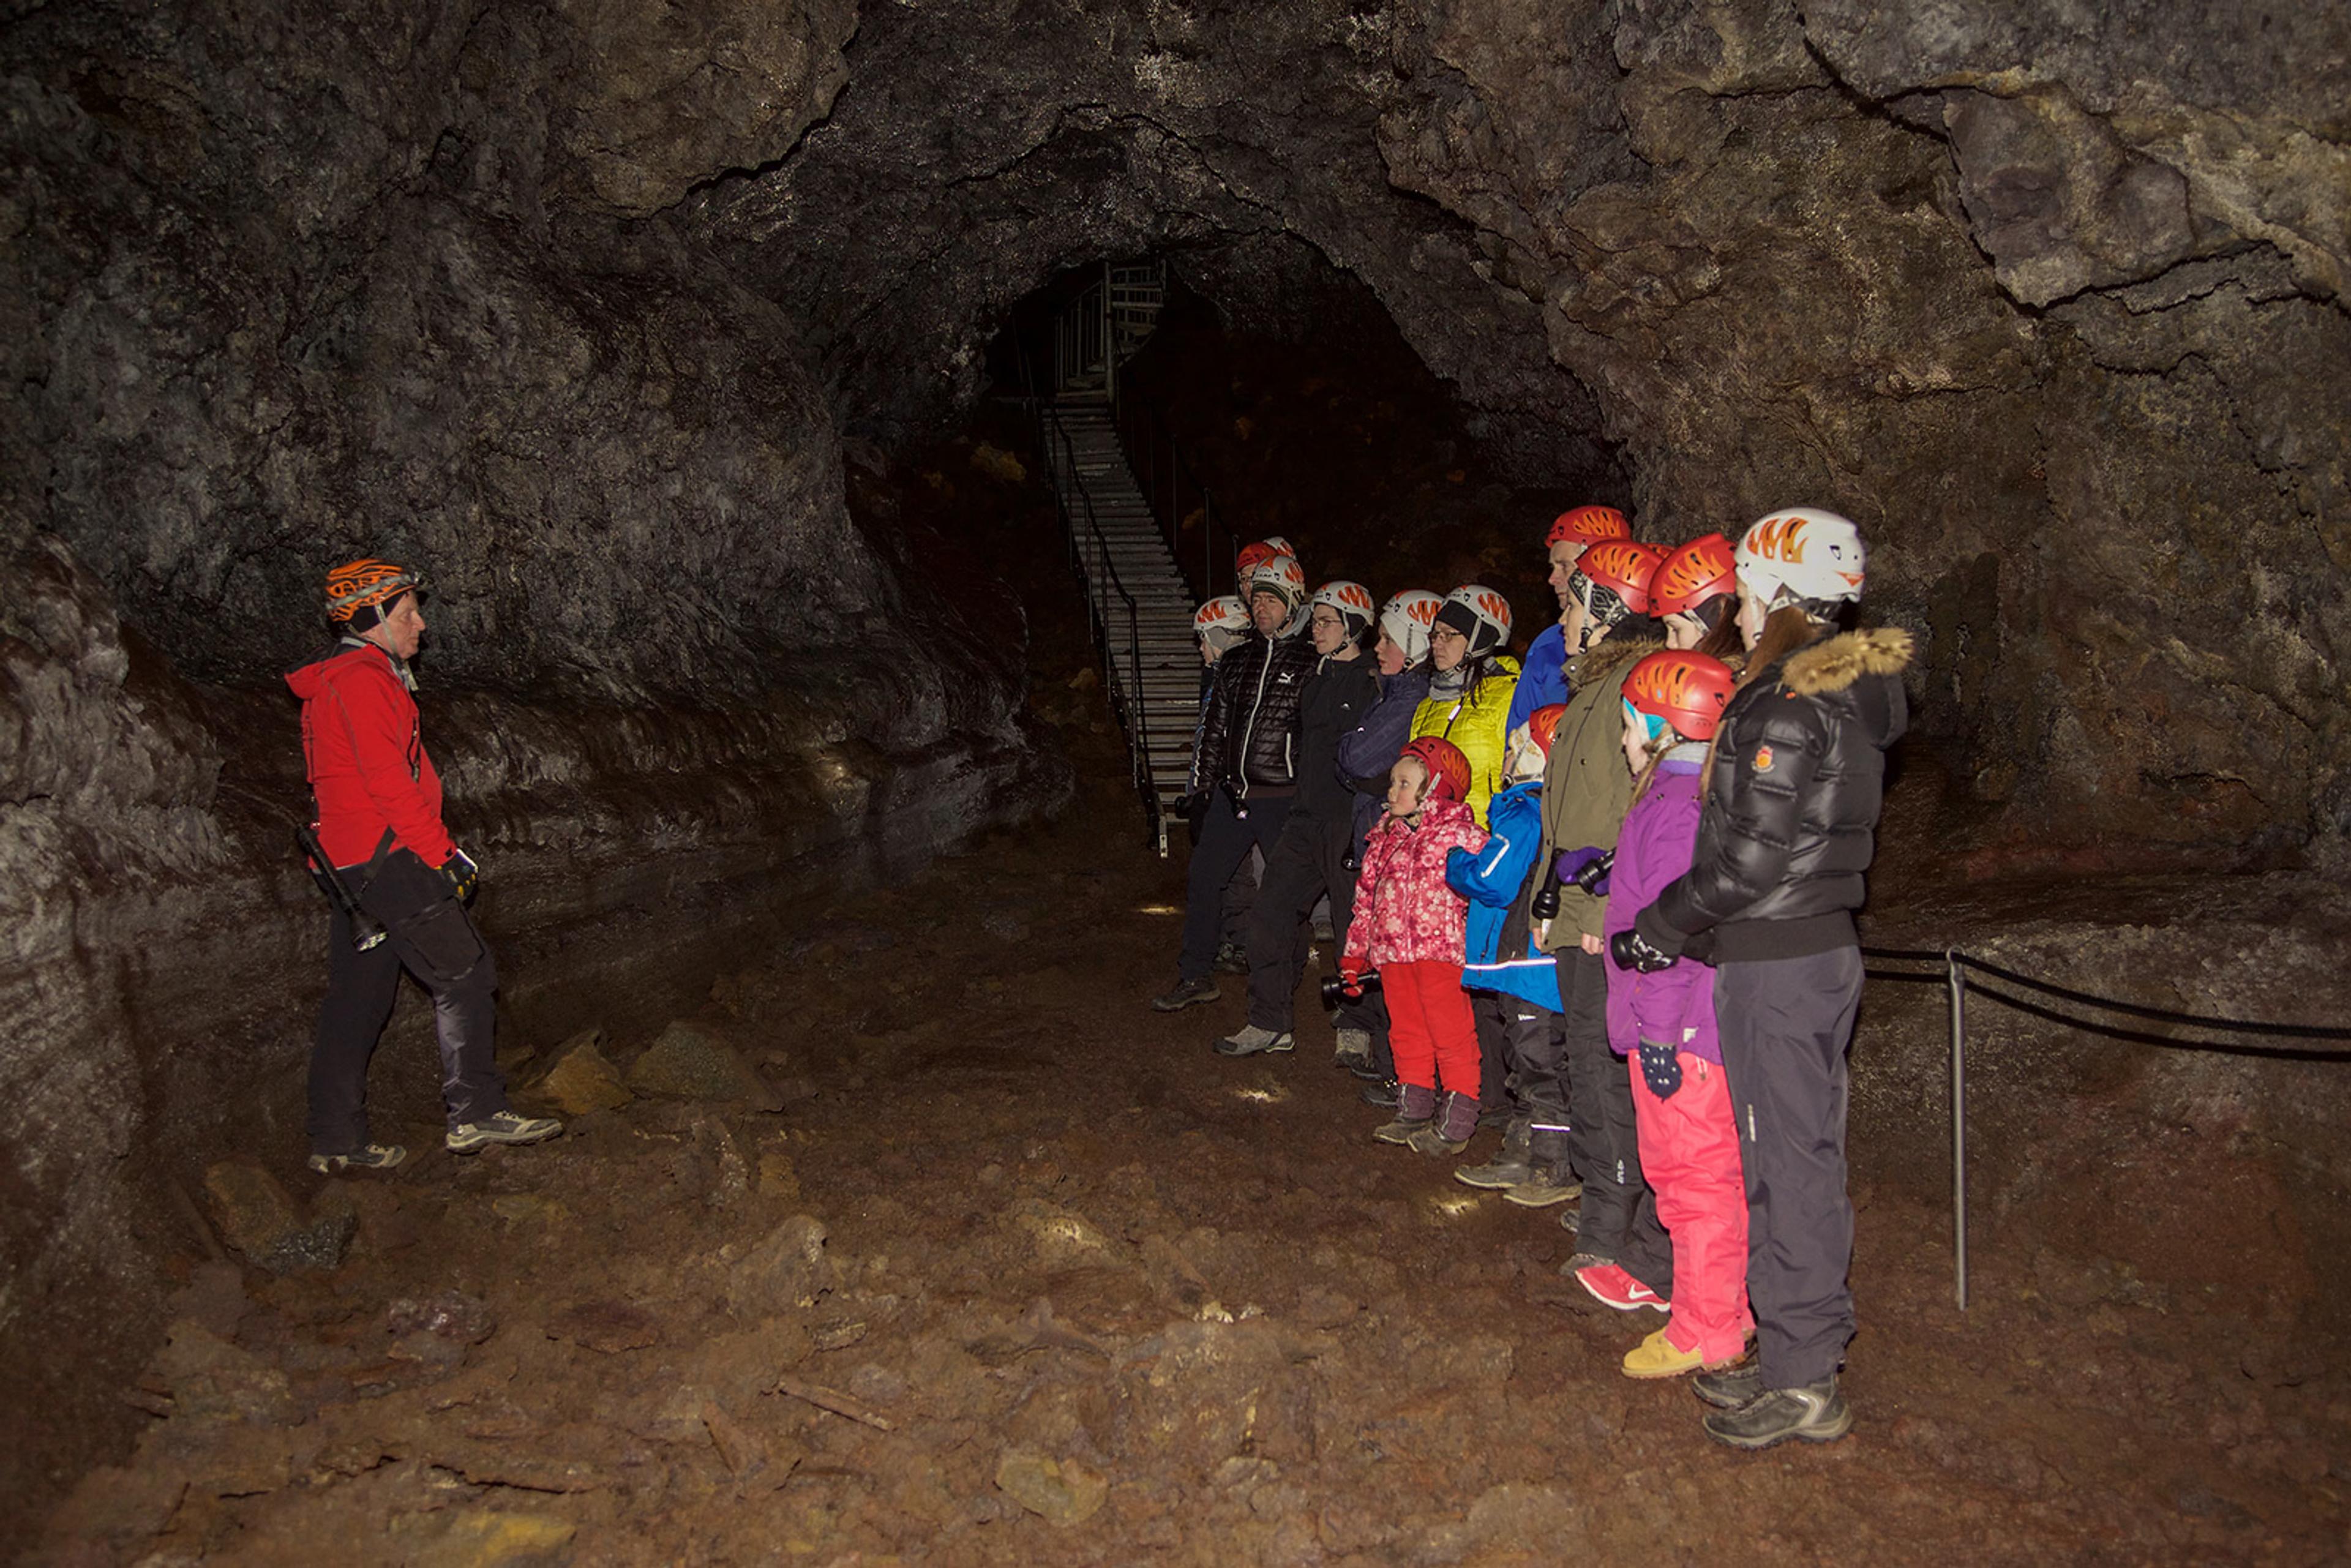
[
  {"x1": 1385, "y1": 961, "x2": 1480, "y2": 1098},
  {"x1": 1628, "y1": 1051, "x2": 1754, "y2": 1364}
]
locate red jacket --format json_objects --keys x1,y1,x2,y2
[
  {"x1": 287, "y1": 641, "x2": 454, "y2": 869},
  {"x1": 1343, "y1": 797, "x2": 1487, "y2": 968}
]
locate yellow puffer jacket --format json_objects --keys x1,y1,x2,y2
[{"x1": 1409, "y1": 653, "x2": 1521, "y2": 828}]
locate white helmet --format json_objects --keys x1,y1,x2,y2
[
  {"x1": 1377, "y1": 589, "x2": 1445, "y2": 667},
  {"x1": 1736, "y1": 508, "x2": 1867, "y2": 609},
  {"x1": 1308, "y1": 579, "x2": 1376, "y2": 638},
  {"x1": 1437, "y1": 584, "x2": 1515, "y2": 657},
  {"x1": 1245, "y1": 552, "x2": 1308, "y2": 612},
  {"x1": 1193, "y1": 595, "x2": 1251, "y2": 655},
  {"x1": 1259, "y1": 534, "x2": 1297, "y2": 560}
]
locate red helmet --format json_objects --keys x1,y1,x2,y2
[
  {"x1": 1577, "y1": 540, "x2": 1665, "y2": 617},
  {"x1": 1398, "y1": 735, "x2": 1472, "y2": 805},
  {"x1": 1235, "y1": 539, "x2": 1291, "y2": 580},
  {"x1": 324, "y1": 558, "x2": 422, "y2": 622},
  {"x1": 1547, "y1": 505, "x2": 1630, "y2": 548},
  {"x1": 1621, "y1": 651, "x2": 1737, "y2": 741},
  {"x1": 1524, "y1": 703, "x2": 1567, "y2": 759},
  {"x1": 1649, "y1": 533, "x2": 1737, "y2": 617}
]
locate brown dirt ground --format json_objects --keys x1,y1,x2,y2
[{"x1": 31, "y1": 657, "x2": 2351, "y2": 1566}]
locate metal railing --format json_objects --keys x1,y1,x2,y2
[
  {"x1": 1034, "y1": 402, "x2": 1160, "y2": 846},
  {"x1": 1052, "y1": 272, "x2": 1114, "y2": 401},
  {"x1": 1114, "y1": 393, "x2": 1227, "y2": 604},
  {"x1": 1859, "y1": 945, "x2": 2351, "y2": 1311}
]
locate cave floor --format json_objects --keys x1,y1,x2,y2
[{"x1": 37, "y1": 735, "x2": 2349, "y2": 1568}]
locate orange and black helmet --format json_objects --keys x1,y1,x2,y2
[
  {"x1": 1649, "y1": 533, "x2": 1737, "y2": 617},
  {"x1": 1577, "y1": 540, "x2": 1665, "y2": 617},
  {"x1": 1622, "y1": 651, "x2": 1737, "y2": 741},
  {"x1": 324, "y1": 558, "x2": 423, "y2": 623}
]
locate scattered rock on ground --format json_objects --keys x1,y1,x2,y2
[
  {"x1": 531, "y1": 1029, "x2": 633, "y2": 1116},
  {"x1": 545, "y1": 1300, "x2": 661, "y2": 1354},
  {"x1": 203, "y1": 1157, "x2": 356, "y2": 1275},
  {"x1": 147, "y1": 1320, "x2": 297, "y2": 1426},
  {"x1": 627, "y1": 1021, "x2": 783, "y2": 1110},
  {"x1": 996, "y1": 1446, "x2": 1109, "y2": 1526},
  {"x1": 727, "y1": 1214, "x2": 839, "y2": 1315}
]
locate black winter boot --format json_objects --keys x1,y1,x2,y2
[
  {"x1": 1373, "y1": 1082, "x2": 1438, "y2": 1144},
  {"x1": 1406, "y1": 1091, "x2": 1481, "y2": 1156},
  {"x1": 1453, "y1": 1116, "x2": 1532, "y2": 1190}
]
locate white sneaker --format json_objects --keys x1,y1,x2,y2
[{"x1": 446, "y1": 1111, "x2": 562, "y2": 1153}]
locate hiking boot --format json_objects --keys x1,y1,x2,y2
[
  {"x1": 1151, "y1": 975, "x2": 1221, "y2": 1012},
  {"x1": 446, "y1": 1111, "x2": 562, "y2": 1154},
  {"x1": 1502, "y1": 1167, "x2": 1583, "y2": 1208},
  {"x1": 1573, "y1": 1262, "x2": 1670, "y2": 1313},
  {"x1": 1691, "y1": 1360, "x2": 1766, "y2": 1410},
  {"x1": 1332, "y1": 1027, "x2": 1373, "y2": 1075},
  {"x1": 1557, "y1": 1204, "x2": 1583, "y2": 1236},
  {"x1": 1373, "y1": 1083, "x2": 1438, "y2": 1144},
  {"x1": 1406, "y1": 1090, "x2": 1480, "y2": 1157},
  {"x1": 1622, "y1": 1327, "x2": 1714, "y2": 1381},
  {"x1": 1215, "y1": 1024, "x2": 1294, "y2": 1057},
  {"x1": 1359, "y1": 1077, "x2": 1401, "y2": 1109},
  {"x1": 308, "y1": 1143, "x2": 407, "y2": 1174},
  {"x1": 1453, "y1": 1118, "x2": 1532, "y2": 1189},
  {"x1": 1212, "y1": 942, "x2": 1250, "y2": 975},
  {"x1": 1701, "y1": 1377, "x2": 1853, "y2": 1450}
]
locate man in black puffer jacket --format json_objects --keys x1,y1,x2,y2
[
  {"x1": 1620, "y1": 507, "x2": 1909, "y2": 1454},
  {"x1": 1214, "y1": 581, "x2": 1382, "y2": 1055},
  {"x1": 1152, "y1": 555, "x2": 1321, "y2": 1012}
]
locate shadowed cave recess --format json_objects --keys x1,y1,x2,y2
[{"x1": 4, "y1": 0, "x2": 2349, "y2": 1555}]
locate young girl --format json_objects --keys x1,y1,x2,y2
[
  {"x1": 1339, "y1": 736, "x2": 1487, "y2": 1153},
  {"x1": 1622, "y1": 507, "x2": 1911, "y2": 1451},
  {"x1": 1600, "y1": 650, "x2": 1744, "y2": 1380}
]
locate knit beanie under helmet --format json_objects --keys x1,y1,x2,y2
[{"x1": 1433, "y1": 598, "x2": 1496, "y2": 656}]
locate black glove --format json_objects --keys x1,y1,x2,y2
[
  {"x1": 1637, "y1": 1041, "x2": 1684, "y2": 1100},
  {"x1": 1610, "y1": 927, "x2": 1676, "y2": 973},
  {"x1": 440, "y1": 847, "x2": 480, "y2": 902}
]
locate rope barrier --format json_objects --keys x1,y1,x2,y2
[{"x1": 1847, "y1": 941, "x2": 2350, "y2": 1313}]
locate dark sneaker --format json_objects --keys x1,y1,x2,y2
[
  {"x1": 1332, "y1": 1029, "x2": 1373, "y2": 1075},
  {"x1": 1692, "y1": 1360, "x2": 1766, "y2": 1411},
  {"x1": 1502, "y1": 1169, "x2": 1583, "y2": 1208},
  {"x1": 1150, "y1": 976, "x2": 1222, "y2": 1012},
  {"x1": 1212, "y1": 942, "x2": 1250, "y2": 975},
  {"x1": 308, "y1": 1143, "x2": 407, "y2": 1174},
  {"x1": 1453, "y1": 1152, "x2": 1536, "y2": 1191},
  {"x1": 1359, "y1": 1077, "x2": 1401, "y2": 1109},
  {"x1": 1701, "y1": 1378, "x2": 1852, "y2": 1450},
  {"x1": 1215, "y1": 1024, "x2": 1294, "y2": 1057},
  {"x1": 1558, "y1": 1205, "x2": 1583, "y2": 1236},
  {"x1": 446, "y1": 1111, "x2": 562, "y2": 1154}
]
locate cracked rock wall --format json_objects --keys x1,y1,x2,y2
[{"x1": 695, "y1": 0, "x2": 2347, "y2": 862}]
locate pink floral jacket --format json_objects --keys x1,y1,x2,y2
[{"x1": 1343, "y1": 798, "x2": 1488, "y2": 968}]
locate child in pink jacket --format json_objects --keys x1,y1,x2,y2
[
  {"x1": 1600, "y1": 650, "x2": 1747, "y2": 1378},
  {"x1": 1340, "y1": 736, "x2": 1488, "y2": 1154}
]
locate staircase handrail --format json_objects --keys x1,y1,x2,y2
[
  {"x1": 1035, "y1": 403, "x2": 1160, "y2": 842},
  {"x1": 1113, "y1": 391, "x2": 1226, "y2": 605}
]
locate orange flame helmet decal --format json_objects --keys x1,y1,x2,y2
[
  {"x1": 1547, "y1": 505, "x2": 1631, "y2": 548},
  {"x1": 1246, "y1": 552, "x2": 1308, "y2": 609},
  {"x1": 1309, "y1": 579, "x2": 1376, "y2": 633},
  {"x1": 1621, "y1": 651, "x2": 1738, "y2": 741},
  {"x1": 1525, "y1": 703, "x2": 1568, "y2": 758},
  {"x1": 1194, "y1": 595, "x2": 1251, "y2": 637},
  {"x1": 1649, "y1": 533, "x2": 1738, "y2": 617},
  {"x1": 323, "y1": 558, "x2": 423, "y2": 622},
  {"x1": 1735, "y1": 508, "x2": 1867, "y2": 608},
  {"x1": 1575, "y1": 541, "x2": 1666, "y2": 617}
]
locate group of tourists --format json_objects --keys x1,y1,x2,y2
[{"x1": 1156, "y1": 506, "x2": 1912, "y2": 1451}]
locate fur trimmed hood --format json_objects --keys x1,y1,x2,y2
[
  {"x1": 1566, "y1": 634, "x2": 1661, "y2": 690},
  {"x1": 1783, "y1": 628, "x2": 1913, "y2": 698}
]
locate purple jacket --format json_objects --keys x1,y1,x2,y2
[{"x1": 1603, "y1": 762, "x2": 1720, "y2": 1063}]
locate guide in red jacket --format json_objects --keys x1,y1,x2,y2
[{"x1": 287, "y1": 559, "x2": 559, "y2": 1172}]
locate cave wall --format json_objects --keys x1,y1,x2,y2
[
  {"x1": 0, "y1": 0, "x2": 1060, "y2": 1521},
  {"x1": 692, "y1": 0, "x2": 2347, "y2": 862}
]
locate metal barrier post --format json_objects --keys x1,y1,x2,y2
[{"x1": 1947, "y1": 950, "x2": 1969, "y2": 1311}]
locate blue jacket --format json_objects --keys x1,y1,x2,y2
[
  {"x1": 1506, "y1": 623, "x2": 1572, "y2": 737},
  {"x1": 1445, "y1": 780, "x2": 1562, "y2": 1010}
]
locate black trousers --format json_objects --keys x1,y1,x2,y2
[
  {"x1": 1244, "y1": 808, "x2": 1354, "y2": 1032},
  {"x1": 1505, "y1": 1002, "x2": 1570, "y2": 1168},
  {"x1": 1717, "y1": 948, "x2": 1864, "y2": 1389},
  {"x1": 1180, "y1": 792, "x2": 1293, "y2": 981},
  {"x1": 1560, "y1": 948, "x2": 1673, "y2": 1295},
  {"x1": 308, "y1": 850, "x2": 508, "y2": 1152}
]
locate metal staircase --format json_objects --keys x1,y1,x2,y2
[
  {"x1": 1037, "y1": 402, "x2": 1202, "y2": 853},
  {"x1": 1053, "y1": 261, "x2": 1166, "y2": 404}
]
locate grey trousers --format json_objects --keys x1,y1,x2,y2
[
  {"x1": 1716, "y1": 947, "x2": 1864, "y2": 1389},
  {"x1": 1561, "y1": 948, "x2": 1673, "y2": 1295}
]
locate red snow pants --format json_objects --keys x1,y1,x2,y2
[
  {"x1": 1628, "y1": 1051, "x2": 1753, "y2": 1364},
  {"x1": 1384, "y1": 961, "x2": 1480, "y2": 1098}
]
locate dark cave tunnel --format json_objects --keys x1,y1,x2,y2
[{"x1": 6, "y1": 0, "x2": 2351, "y2": 1559}]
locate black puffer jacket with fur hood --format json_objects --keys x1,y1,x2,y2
[{"x1": 1637, "y1": 628, "x2": 1911, "y2": 963}]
